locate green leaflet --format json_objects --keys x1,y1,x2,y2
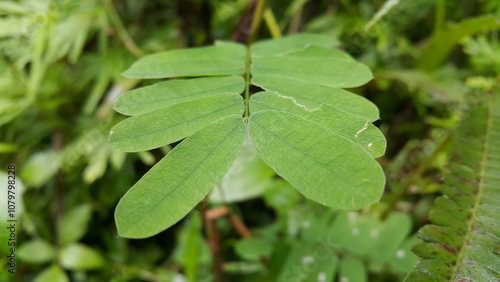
[
  {"x1": 109, "y1": 94, "x2": 244, "y2": 152},
  {"x1": 115, "y1": 116, "x2": 245, "y2": 238},
  {"x1": 248, "y1": 111, "x2": 384, "y2": 209},
  {"x1": 339, "y1": 257, "x2": 367, "y2": 282},
  {"x1": 275, "y1": 210, "x2": 418, "y2": 280},
  {"x1": 250, "y1": 92, "x2": 385, "y2": 158},
  {"x1": 405, "y1": 91, "x2": 500, "y2": 281},
  {"x1": 251, "y1": 33, "x2": 339, "y2": 57},
  {"x1": 210, "y1": 141, "x2": 275, "y2": 203},
  {"x1": 115, "y1": 76, "x2": 245, "y2": 116},
  {"x1": 112, "y1": 33, "x2": 387, "y2": 238},
  {"x1": 252, "y1": 46, "x2": 373, "y2": 88},
  {"x1": 277, "y1": 243, "x2": 339, "y2": 282},
  {"x1": 122, "y1": 41, "x2": 246, "y2": 79}
]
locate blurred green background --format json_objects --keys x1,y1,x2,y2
[{"x1": 0, "y1": 0, "x2": 499, "y2": 281}]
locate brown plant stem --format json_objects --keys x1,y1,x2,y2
[
  {"x1": 52, "y1": 131, "x2": 64, "y2": 247},
  {"x1": 200, "y1": 199, "x2": 224, "y2": 282}
]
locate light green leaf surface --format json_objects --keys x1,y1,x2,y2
[
  {"x1": 115, "y1": 116, "x2": 245, "y2": 238},
  {"x1": 20, "y1": 150, "x2": 62, "y2": 189},
  {"x1": 369, "y1": 213, "x2": 412, "y2": 262},
  {"x1": 249, "y1": 111, "x2": 385, "y2": 210},
  {"x1": 251, "y1": 33, "x2": 339, "y2": 57},
  {"x1": 109, "y1": 94, "x2": 244, "y2": 152},
  {"x1": 115, "y1": 76, "x2": 245, "y2": 116},
  {"x1": 83, "y1": 145, "x2": 110, "y2": 184},
  {"x1": 18, "y1": 240, "x2": 55, "y2": 264},
  {"x1": 235, "y1": 237, "x2": 273, "y2": 261},
  {"x1": 59, "y1": 204, "x2": 92, "y2": 246},
  {"x1": 389, "y1": 237, "x2": 421, "y2": 273},
  {"x1": 251, "y1": 92, "x2": 385, "y2": 158},
  {"x1": 122, "y1": 42, "x2": 246, "y2": 79},
  {"x1": 59, "y1": 244, "x2": 106, "y2": 270},
  {"x1": 277, "y1": 243, "x2": 339, "y2": 282},
  {"x1": 210, "y1": 140, "x2": 275, "y2": 203},
  {"x1": 328, "y1": 212, "x2": 381, "y2": 255},
  {"x1": 252, "y1": 46, "x2": 373, "y2": 89},
  {"x1": 339, "y1": 256, "x2": 367, "y2": 282},
  {"x1": 251, "y1": 76, "x2": 379, "y2": 121},
  {"x1": 33, "y1": 265, "x2": 68, "y2": 282}
]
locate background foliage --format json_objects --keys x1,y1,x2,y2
[{"x1": 0, "y1": 0, "x2": 499, "y2": 281}]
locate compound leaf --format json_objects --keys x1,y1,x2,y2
[
  {"x1": 115, "y1": 116, "x2": 245, "y2": 238},
  {"x1": 112, "y1": 34, "x2": 386, "y2": 238}
]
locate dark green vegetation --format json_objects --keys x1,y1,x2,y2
[{"x1": 1, "y1": 0, "x2": 499, "y2": 281}]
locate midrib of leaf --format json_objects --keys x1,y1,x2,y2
[
  {"x1": 452, "y1": 96, "x2": 494, "y2": 279},
  {"x1": 244, "y1": 47, "x2": 252, "y2": 118},
  {"x1": 135, "y1": 119, "x2": 242, "y2": 219}
]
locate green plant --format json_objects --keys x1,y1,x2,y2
[
  {"x1": 109, "y1": 33, "x2": 387, "y2": 238},
  {"x1": 405, "y1": 90, "x2": 500, "y2": 281}
]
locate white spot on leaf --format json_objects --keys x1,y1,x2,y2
[
  {"x1": 367, "y1": 142, "x2": 373, "y2": 148},
  {"x1": 302, "y1": 256, "x2": 314, "y2": 264},
  {"x1": 355, "y1": 121, "x2": 369, "y2": 137},
  {"x1": 370, "y1": 229, "x2": 379, "y2": 237},
  {"x1": 347, "y1": 212, "x2": 357, "y2": 222},
  {"x1": 318, "y1": 272, "x2": 326, "y2": 282},
  {"x1": 351, "y1": 228, "x2": 360, "y2": 236},
  {"x1": 396, "y1": 249, "x2": 405, "y2": 258},
  {"x1": 340, "y1": 277, "x2": 349, "y2": 282}
]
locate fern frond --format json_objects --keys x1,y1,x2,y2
[{"x1": 405, "y1": 91, "x2": 500, "y2": 281}]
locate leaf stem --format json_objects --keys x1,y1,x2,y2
[
  {"x1": 244, "y1": 47, "x2": 251, "y2": 119},
  {"x1": 200, "y1": 199, "x2": 224, "y2": 282},
  {"x1": 263, "y1": 7, "x2": 282, "y2": 38},
  {"x1": 434, "y1": 0, "x2": 446, "y2": 32},
  {"x1": 248, "y1": 0, "x2": 267, "y2": 44}
]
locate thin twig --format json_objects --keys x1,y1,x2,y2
[
  {"x1": 288, "y1": 4, "x2": 303, "y2": 34},
  {"x1": 52, "y1": 131, "x2": 64, "y2": 247},
  {"x1": 200, "y1": 199, "x2": 224, "y2": 282},
  {"x1": 229, "y1": 210, "x2": 252, "y2": 238}
]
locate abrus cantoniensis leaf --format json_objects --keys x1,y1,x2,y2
[
  {"x1": 122, "y1": 41, "x2": 246, "y2": 79},
  {"x1": 115, "y1": 116, "x2": 245, "y2": 238},
  {"x1": 113, "y1": 34, "x2": 387, "y2": 238}
]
